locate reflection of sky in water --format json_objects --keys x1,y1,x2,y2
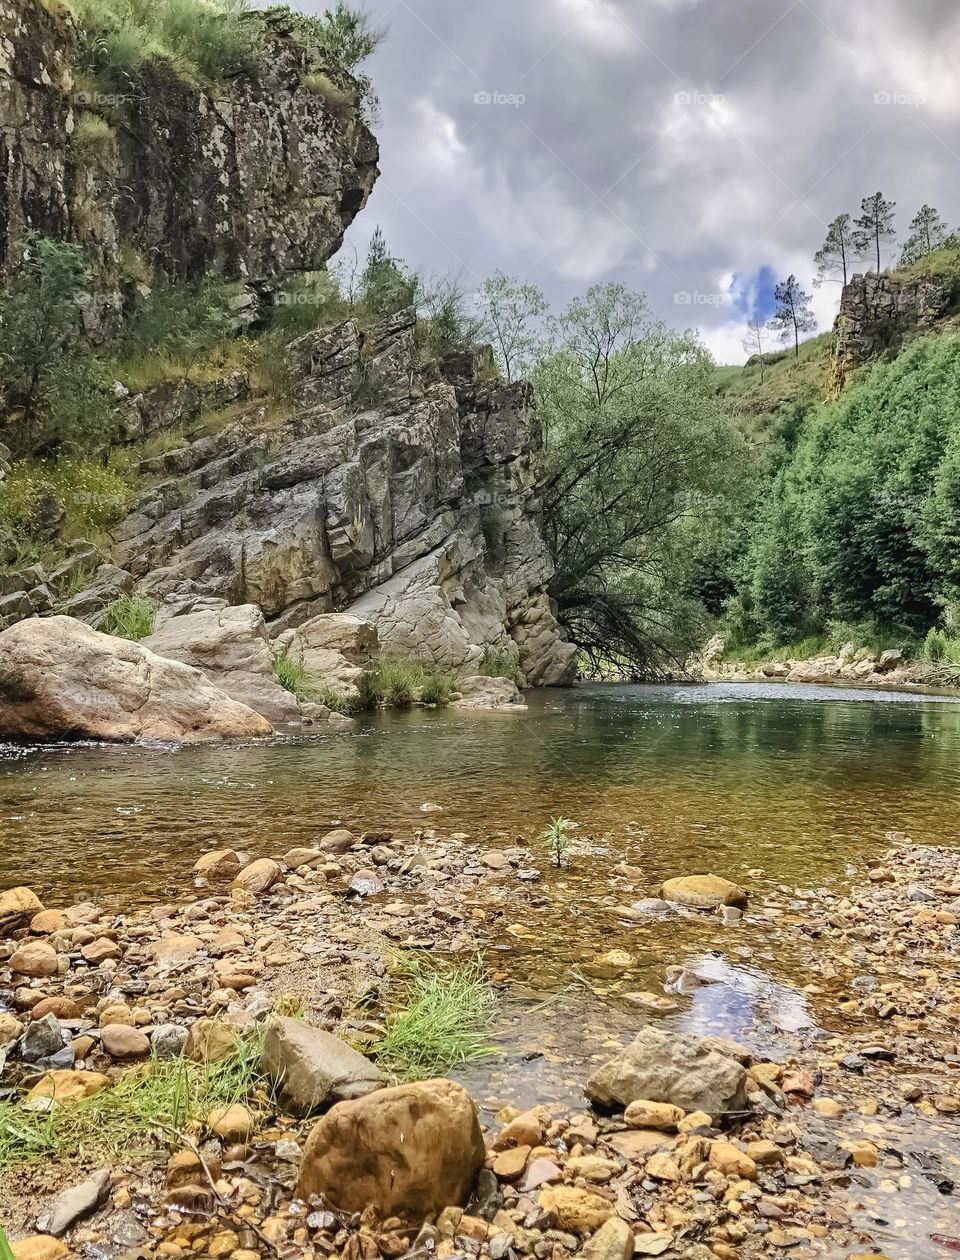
[{"x1": 674, "y1": 953, "x2": 813, "y2": 1050}]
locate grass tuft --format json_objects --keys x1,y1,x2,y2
[
  {"x1": 0, "y1": 1035, "x2": 263, "y2": 1168},
  {"x1": 477, "y1": 645, "x2": 519, "y2": 681},
  {"x1": 101, "y1": 593, "x2": 156, "y2": 640},
  {"x1": 359, "y1": 659, "x2": 457, "y2": 708},
  {"x1": 374, "y1": 954, "x2": 497, "y2": 1079}
]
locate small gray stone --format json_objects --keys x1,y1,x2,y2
[
  {"x1": 37, "y1": 1168, "x2": 110, "y2": 1236},
  {"x1": 261, "y1": 1016, "x2": 386, "y2": 1115},
  {"x1": 151, "y1": 1023, "x2": 188, "y2": 1058}
]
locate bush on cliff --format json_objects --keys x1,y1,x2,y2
[{"x1": 0, "y1": 238, "x2": 114, "y2": 457}]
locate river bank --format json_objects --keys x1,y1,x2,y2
[{"x1": 1, "y1": 817, "x2": 958, "y2": 1260}]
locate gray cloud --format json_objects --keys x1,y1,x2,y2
[{"x1": 301, "y1": 0, "x2": 960, "y2": 361}]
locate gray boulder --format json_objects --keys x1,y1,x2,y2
[
  {"x1": 0, "y1": 616, "x2": 273, "y2": 744},
  {"x1": 586, "y1": 1025, "x2": 749, "y2": 1117},
  {"x1": 261, "y1": 1016, "x2": 386, "y2": 1115}
]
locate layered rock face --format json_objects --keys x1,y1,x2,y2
[
  {"x1": 0, "y1": 0, "x2": 378, "y2": 299},
  {"x1": 111, "y1": 310, "x2": 577, "y2": 687},
  {"x1": 831, "y1": 270, "x2": 956, "y2": 394}
]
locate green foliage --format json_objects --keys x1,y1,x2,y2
[
  {"x1": 541, "y1": 816, "x2": 571, "y2": 869},
  {"x1": 0, "y1": 1225, "x2": 14, "y2": 1260},
  {"x1": 71, "y1": 111, "x2": 118, "y2": 160},
  {"x1": 478, "y1": 271, "x2": 547, "y2": 381},
  {"x1": 301, "y1": 70, "x2": 356, "y2": 118},
  {"x1": 111, "y1": 276, "x2": 238, "y2": 387},
  {"x1": 0, "y1": 457, "x2": 134, "y2": 542},
  {"x1": 730, "y1": 334, "x2": 960, "y2": 642},
  {"x1": 0, "y1": 1035, "x2": 264, "y2": 1167},
  {"x1": 374, "y1": 954, "x2": 496, "y2": 1079},
  {"x1": 101, "y1": 593, "x2": 156, "y2": 640},
  {"x1": 71, "y1": 0, "x2": 262, "y2": 86},
  {"x1": 477, "y1": 645, "x2": 519, "y2": 680},
  {"x1": 359, "y1": 659, "x2": 457, "y2": 708},
  {"x1": 273, "y1": 649, "x2": 312, "y2": 699},
  {"x1": 769, "y1": 274, "x2": 816, "y2": 357},
  {"x1": 899, "y1": 205, "x2": 950, "y2": 267},
  {"x1": 536, "y1": 282, "x2": 746, "y2": 675},
  {"x1": 0, "y1": 238, "x2": 114, "y2": 455}
]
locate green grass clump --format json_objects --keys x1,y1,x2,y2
[
  {"x1": 0, "y1": 1036, "x2": 263, "y2": 1168},
  {"x1": 374, "y1": 954, "x2": 497, "y2": 1080},
  {"x1": 274, "y1": 648, "x2": 312, "y2": 699},
  {"x1": 101, "y1": 593, "x2": 156, "y2": 640},
  {"x1": 359, "y1": 659, "x2": 457, "y2": 708},
  {"x1": 71, "y1": 112, "x2": 117, "y2": 159},
  {"x1": 477, "y1": 645, "x2": 519, "y2": 681}
]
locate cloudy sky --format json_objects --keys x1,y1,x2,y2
[{"x1": 307, "y1": 0, "x2": 960, "y2": 363}]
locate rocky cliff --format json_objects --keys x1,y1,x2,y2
[
  {"x1": 0, "y1": 0, "x2": 378, "y2": 320},
  {"x1": 0, "y1": 1, "x2": 576, "y2": 699},
  {"x1": 110, "y1": 309, "x2": 576, "y2": 688},
  {"x1": 831, "y1": 269, "x2": 959, "y2": 394}
]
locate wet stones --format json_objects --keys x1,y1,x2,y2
[
  {"x1": 586, "y1": 1026, "x2": 750, "y2": 1116},
  {"x1": 0, "y1": 886, "x2": 44, "y2": 934},
  {"x1": 659, "y1": 874, "x2": 748, "y2": 910},
  {"x1": 229, "y1": 858, "x2": 282, "y2": 895}
]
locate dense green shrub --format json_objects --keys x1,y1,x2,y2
[
  {"x1": 726, "y1": 334, "x2": 960, "y2": 643},
  {"x1": 0, "y1": 238, "x2": 115, "y2": 455}
]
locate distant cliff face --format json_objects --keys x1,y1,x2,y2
[
  {"x1": 107, "y1": 310, "x2": 577, "y2": 687},
  {"x1": 831, "y1": 270, "x2": 958, "y2": 394},
  {"x1": 0, "y1": 0, "x2": 378, "y2": 303}
]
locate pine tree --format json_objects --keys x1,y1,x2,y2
[
  {"x1": 768, "y1": 275, "x2": 816, "y2": 358},
  {"x1": 814, "y1": 213, "x2": 854, "y2": 287},
  {"x1": 899, "y1": 204, "x2": 949, "y2": 265},
  {"x1": 853, "y1": 192, "x2": 896, "y2": 274}
]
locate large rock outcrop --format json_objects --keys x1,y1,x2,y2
[
  {"x1": 0, "y1": 616, "x2": 273, "y2": 742},
  {"x1": 0, "y1": 0, "x2": 378, "y2": 303},
  {"x1": 831, "y1": 270, "x2": 957, "y2": 394},
  {"x1": 109, "y1": 311, "x2": 577, "y2": 687}
]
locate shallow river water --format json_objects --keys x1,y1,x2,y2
[{"x1": 3, "y1": 682, "x2": 960, "y2": 1253}]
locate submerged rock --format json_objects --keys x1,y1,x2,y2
[
  {"x1": 0, "y1": 617, "x2": 274, "y2": 743},
  {"x1": 296, "y1": 1078, "x2": 485, "y2": 1219},
  {"x1": 586, "y1": 1026, "x2": 749, "y2": 1116},
  {"x1": 660, "y1": 873, "x2": 748, "y2": 909}
]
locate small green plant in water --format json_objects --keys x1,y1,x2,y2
[
  {"x1": 374, "y1": 954, "x2": 497, "y2": 1079},
  {"x1": 359, "y1": 659, "x2": 456, "y2": 708},
  {"x1": 541, "y1": 816, "x2": 572, "y2": 868},
  {"x1": 101, "y1": 594, "x2": 156, "y2": 641}
]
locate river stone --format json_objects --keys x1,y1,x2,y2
[
  {"x1": 101, "y1": 1023, "x2": 150, "y2": 1058},
  {"x1": 0, "y1": 616, "x2": 275, "y2": 743},
  {"x1": 152, "y1": 1024, "x2": 188, "y2": 1058},
  {"x1": 262, "y1": 1016, "x2": 385, "y2": 1114},
  {"x1": 230, "y1": 858, "x2": 282, "y2": 894},
  {"x1": 0, "y1": 885, "x2": 44, "y2": 934},
  {"x1": 660, "y1": 874, "x2": 748, "y2": 909},
  {"x1": 586, "y1": 1026, "x2": 749, "y2": 1116},
  {"x1": 9, "y1": 1237, "x2": 69, "y2": 1260},
  {"x1": 36, "y1": 1169, "x2": 110, "y2": 1236},
  {"x1": 27, "y1": 1070, "x2": 111, "y2": 1105},
  {"x1": 194, "y1": 849, "x2": 242, "y2": 879},
  {"x1": 10, "y1": 940, "x2": 58, "y2": 977},
  {"x1": 581, "y1": 1218, "x2": 635, "y2": 1260},
  {"x1": 297, "y1": 1078, "x2": 485, "y2": 1219},
  {"x1": 184, "y1": 1018, "x2": 240, "y2": 1062},
  {"x1": 538, "y1": 1185, "x2": 613, "y2": 1232},
  {"x1": 319, "y1": 828, "x2": 355, "y2": 853},
  {"x1": 22, "y1": 1014, "x2": 70, "y2": 1065}
]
